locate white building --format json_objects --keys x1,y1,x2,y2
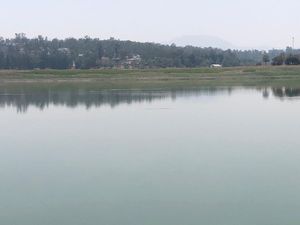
[{"x1": 210, "y1": 64, "x2": 222, "y2": 68}]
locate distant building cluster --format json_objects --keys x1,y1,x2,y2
[
  {"x1": 71, "y1": 53, "x2": 142, "y2": 69},
  {"x1": 102, "y1": 54, "x2": 142, "y2": 69}
]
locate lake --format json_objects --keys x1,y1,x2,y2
[{"x1": 1, "y1": 86, "x2": 300, "y2": 225}]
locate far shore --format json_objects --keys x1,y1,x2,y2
[{"x1": 1, "y1": 66, "x2": 300, "y2": 89}]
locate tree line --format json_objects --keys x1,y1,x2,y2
[
  {"x1": 0, "y1": 34, "x2": 298, "y2": 69},
  {"x1": 270, "y1": 47, "x2": 300, "y2": 65}
]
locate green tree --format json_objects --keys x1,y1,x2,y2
[
  {"x1": 285, "y1": 54, "x2": 300, "y2": 65},
  {"x1": 272, "y1": 53, "x2": 285, "y2": 66},
  {"x1": 262, "y1": 52, "x2": 270, "y2": 65}
]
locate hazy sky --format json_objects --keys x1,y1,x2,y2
[{"x1": 1, "y1": 0, "x2": 299, "y2": 49}]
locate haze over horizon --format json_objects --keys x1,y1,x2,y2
[{"x1": 1, "y1": 0, "x2": 299, "y2": 49}]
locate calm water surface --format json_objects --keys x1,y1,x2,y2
[{"x1": 1, "y1": 87, "x2": 300, "y2": 225}]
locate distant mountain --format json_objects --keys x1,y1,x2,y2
[{"x1": 169, "y1": 35, "x2": 236, "y2": 50}]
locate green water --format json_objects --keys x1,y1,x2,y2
[{"x1": 1, "y1": 87, "x2": 300, "y2": 225}]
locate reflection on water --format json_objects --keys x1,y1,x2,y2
[
  {"x1": 1, "y1": 86, "x2": 300, "y2": 112},
  {"x1": 271, "y1": 87, "x2": 300, "y2": 98},
  {"x1": 0, "y1": 87, "x2": 234, "y2": 112}
]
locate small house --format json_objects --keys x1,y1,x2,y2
[{"x1": 210, "y1": 64, "x2": 222, "y2": 68}]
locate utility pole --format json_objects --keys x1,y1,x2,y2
[{"x1": 292, "y1": 37, "x2": 295, "y2": 49}]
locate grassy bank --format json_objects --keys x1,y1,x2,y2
[{"x1": 1, "y1": 66, "x2": 300, "y2": 89}]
